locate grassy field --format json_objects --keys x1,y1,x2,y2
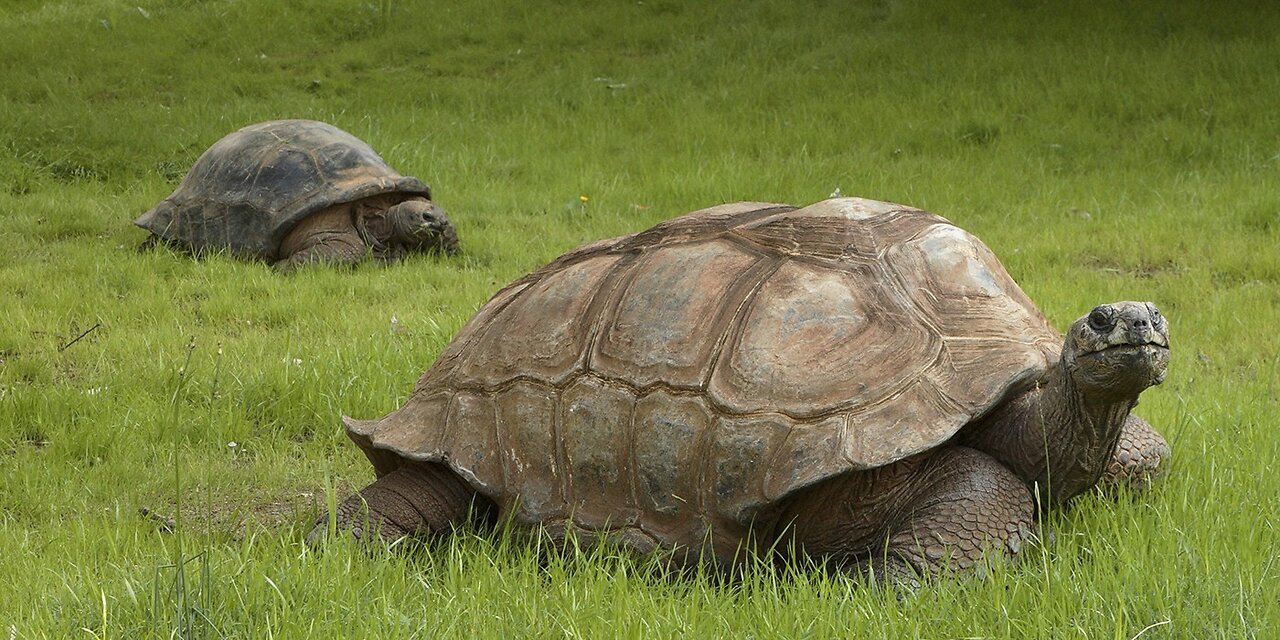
[{"x1": 2, "y1": 0, "x2": 1278, "y2": 637}]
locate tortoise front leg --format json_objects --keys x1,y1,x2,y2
[
  {"x1": 306, "y1": 463, "x2": 489, "y2": 546},
  {"x1": 777, "y1": 447, "x2": 1033, "y2": 585},
  {"x1": 1101, "y1": 415, "x2": 1170, "y2": 492},
  {"x1": 273, "y1": 228, "x2": 367, "y2": 272},
  {"x1": 274, "y1": 204, "x2": 370, "y2": 272}
]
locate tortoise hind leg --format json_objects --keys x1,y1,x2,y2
[
  {"x1": 307, "y1": 463, "x2": 491, "y2": 546},
  {"x1": 777, "y1": 447, "x2": 1033, "y2": 586}
]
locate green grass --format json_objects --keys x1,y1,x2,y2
[{"x1": 2, "y1": 0, "x2": 1279, "y2": 637}]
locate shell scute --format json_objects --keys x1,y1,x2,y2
[
  {"x1": 709, "y1": 260, "x2": 938, "y2": 418},
  {"x1": 632, "y1": 391, "x2": 712, "y2": 521},
  {"x1": 493, "y1": 381, "x2": 562, "y2": 521},
  {"x1": 442, "y1": 391, "x2": 501, "y2": 490},
  {"x1": 457, "y1": 255, "x2": 620, "y2": 387},
  {"x1": 762, "y1": 415, "x2": 848, "y2": 501},
  {"x1": 711, "y1": 415, "x2": 790, "y2": 521},
  {"x1": 591, "y1": 240, "x2": 761, "y2": 389},
  {"x1": 560, "y1": 377, "x2": 638, "y2": 529},
  {"x1": 366, "y1": 391, "x2": 451, "y2": 471}
]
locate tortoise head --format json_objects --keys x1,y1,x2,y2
[
  {"x1": 361, "y1": 199, "x2": 459, "y2": 259},
  {"x1": 1062, "y1": 301, "x2": 1170, "y2": 397}
]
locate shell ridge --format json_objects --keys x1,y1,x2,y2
[
  {"x1": 437, "y1": 391, "x2": 458, "y2": 459},
  {"x1": 416, "y1": 282, "x2": 532, "y2": 393},
  {"x1": 701, "y1": 252, "x2": 787, "y2": 391},
  {"x1": 551, "y1": 388, "x2": 573, "y2": 517},
  {"x1": 579, "y1": 251, "x2": 648, "y2": 379},
  {"x1": 721, "y1": 416, "x2": 789, "y2": 524},
  {"x1": 716, "y1": 204, "x2": 805, "y2": 230},
  {"x1": 622, "y1": 388, "x2": 641, "y2": 519},
  {"x1": 759, "y1": 418, "x2": 832, "y2": 503},
  {"x1": 617, "y1": 204, "x2": 797, "y2": 252},
  {"x1": 691, "y1": 400, "x2": 716, "y2": 523},
  {"x1": 446, "y1": 373, "x2": 870, "y2": 422},
  {"x1": 489, "y1": 390, "x2": 508, "y2": 499},
  {"x1": 722, "y1": 204, "x2": 801, "y2": 228},
  {"x1": 836, "y1": 412, "x2": 858, "y2": 472}
]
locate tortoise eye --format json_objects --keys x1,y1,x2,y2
[{"x1": 1087, "y1": 307, "x2": 1115, "y2": 332}]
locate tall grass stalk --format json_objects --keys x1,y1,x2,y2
[{"x1": 144, "y1": 340, "x2": 220, "y2": 638}]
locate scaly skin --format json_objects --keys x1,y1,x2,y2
[
  {"x1": 957, "y1": 363, "x2": 1137, "y2": 508},
  {"x1": 776, "y1": 447, "x2": 1034, "y2": 582},
  {"x1": 1102, "y1": 415, "x2": 1171, "y2": 491}
]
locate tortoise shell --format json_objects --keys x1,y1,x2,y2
[
  {"x1": 347, "y1": 198, "x2": 1060, "y2": 559},
  {"x1": 135, "y1": 119, "x2": 431, "y2": 260}
]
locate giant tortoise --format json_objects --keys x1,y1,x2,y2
[
  {"x1": 136, "y1": 119, "x2": 457, "y2": 271},
  {"x1": 312, "y1": 197, "x2": 1170, "y2": 580}
]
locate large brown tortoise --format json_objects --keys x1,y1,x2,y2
[
  {"x1": 136, "y1": 119, "x2": 458, "y2": 271},
  {"x1": 311, "y1": 197, "x2": 1171, "y2": 581}
]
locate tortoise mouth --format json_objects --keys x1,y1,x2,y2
[
  {"x1": 1075, "y1": 343, "x2": 1169, "y2": 390},
  {"x1": 409, "y1": 221, "x2": 447, "y2": 239},
  {"x1": 1094, "y1": 341, "x2": 1166, "y2": 352},
  {"x1": 1083, "y1": 343, "x2": 1170, "y2": 381},
  {"x1": 1083, "y1": 343, "x2": 1168, "y2": 359}
]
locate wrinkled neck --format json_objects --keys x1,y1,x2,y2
[
  {"x1": 962, "y1": 361, "x2": 1136, "y2": 508},
  {"x1": 1043, "y1": 365, "x2": 1136, "y2": 503}
]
